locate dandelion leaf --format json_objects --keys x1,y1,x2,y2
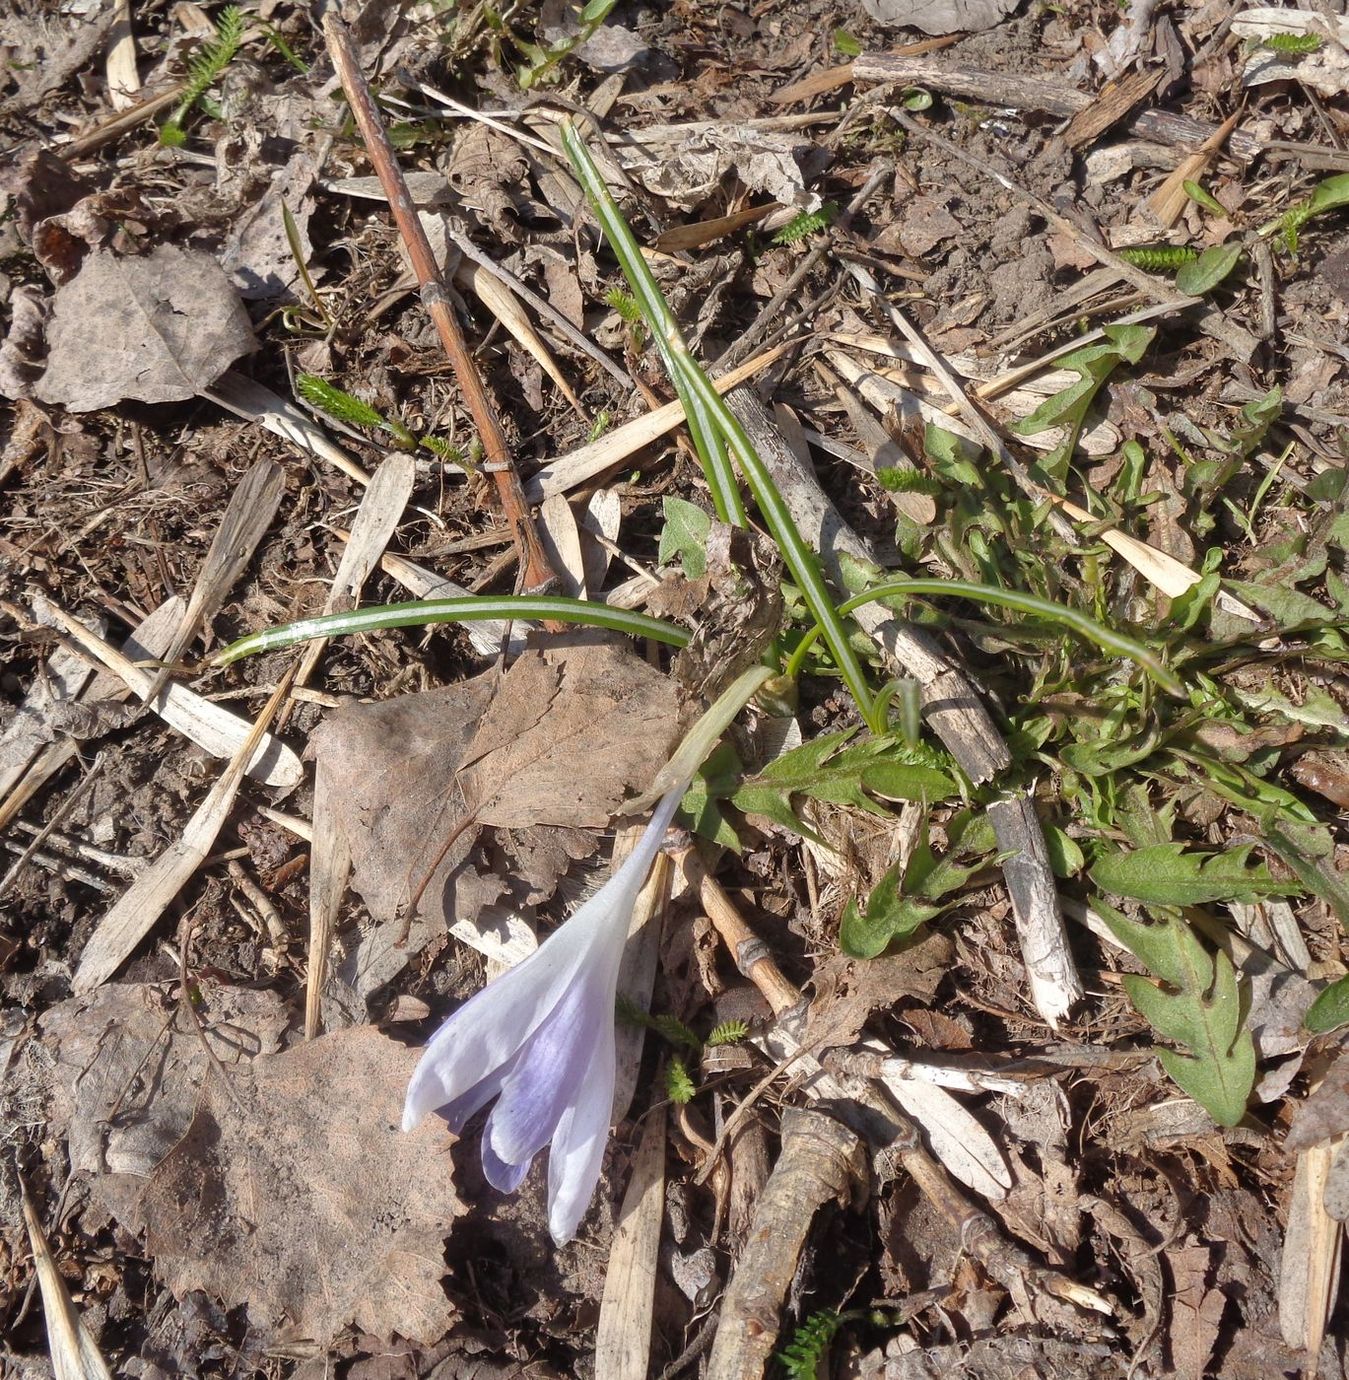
[
  {"x1": 732, "y1": 729, "x2": 956, "y2": 842},
  {"x1": 1089, "y1": 841, "x2": 1294, "y2": 907},
  {"x1": 1099, "y1": 902, "x2": 1255, "y2": 1126}
]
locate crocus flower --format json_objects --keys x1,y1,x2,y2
[{"x1": 402, "y1": 783, "x2": 686, "y2": 1245}]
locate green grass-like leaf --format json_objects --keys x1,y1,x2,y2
[
  {"x1": 213, "y1": 596, "x2": 689, "y2": 665},
  {"x1": 561, "y1": 121, "x2": 883, "y2": 733},
  {"x1": 1097, "y1": 900, "x2": 1255, "y2": 1126}
]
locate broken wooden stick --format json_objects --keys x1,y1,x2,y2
[
  {"x1": 705, "y1": 1107, "x2": 863, "y2": 1380},
  {"x1": 683, "y1": 849, "x2": 1109, "y2": 1323},
  {"x1": 323, "y1": 13, "x2": 555, "y2": 593}
]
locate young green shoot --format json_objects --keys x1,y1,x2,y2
[
  {"x1": 160, "y1": 5, "x2": 245, "y2": 146},
  {"x1": 561, "y1": 121, "x2": 882, "y2": 733},
  {"x1": 212, "y1": 596, "x2": 688, "y2": 666}
]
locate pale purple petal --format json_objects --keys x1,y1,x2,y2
[
  {"x1": 402, "y1": 919, "x2": 595, "y2": 1132},
  {"x1": 481, "y1": 1136, "x2": 531, "y2": 1192},
  {"x1": 436, "y1": 1056, "x2": 515, "y2": 1135},
  {"x1": 545, "y1": 1021, "x2": 617, "y2": 1245},
  {"x1": 403, "y1": 780, "x2": 689, "y2": 1244},
  {"x1": 487, "y1": 961, "x2": 616, "y2": 1165}
]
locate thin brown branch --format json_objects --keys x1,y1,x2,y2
[{"x1": 322, "y1": 13, "x2": 556, "y2": 594}]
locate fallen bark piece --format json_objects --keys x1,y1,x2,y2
[
  {"x1": 706, "y1": 1108, "x2": 863, "y2": 1380},
  {"x1": 861, "y1": 0, "x2": 1017, "y2": 32}
]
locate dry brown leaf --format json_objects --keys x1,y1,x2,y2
[
  {"x1": 1167, "y1": 1242, "x2": 1227, "y2": 1380},
  {"x1": 35, "y1": 245, "x2": 256, "y2": 410},
  {"x1": 40, "y1": 982, "x2": 289, "y2": 1231},
  {"x1": 807, "y1": 932, "x2": 954, "y2": 1050},
  {"x1": 220, "y1": 149, "x2": 319, "y2": 301},
  {"x1": 139, "y1": 1026, "x2": 462, "y2": 1348},
  {"x1": 1288, "y1": 1046, "x2": 1349, "y2": 1151},
  {"x1": 309, "y1": 645, "x2": 680, "y2": 951},
  {"x1": 615, "y1": 127, "x2": 815, "y2": 210},
  {"x1": 310, "y1": 677, "x2": 496, "y2": 932},
  {"x1": 461, "y1": 644, "x2": 681, "y2": 829}
]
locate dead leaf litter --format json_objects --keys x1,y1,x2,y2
[{"x1": 4, "y1": 0, "x2": 1349, "y2": 1376}]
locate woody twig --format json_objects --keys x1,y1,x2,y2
[{"x1": 323, "y1": 14, "x2": 556, "y2": 593}]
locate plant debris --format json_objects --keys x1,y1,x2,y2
[{"x1": 6, "y1": 0, "x2": 1349, "y2": 1374}]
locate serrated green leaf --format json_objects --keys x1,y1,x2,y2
[
  {"x1": 658, "y1": 496, "x2": 711, "y2": 578},
  {"x1": 1010, "y1": 324, "x2": 1154, "y2": 483},
  {"x1": 1175, "y1": 240, "x2": 1244, "y2": 295},
  {"x1": 1305, "y1": 975, "x2": 1349, "y2": 1034},
  {"x1": 1221, "y1": 577, "x2": 1336, "y2": 631},
  {"x1": 840, "y1": 812, "x2": 993, "y2": 957},
  {"x1": 1100, "y1": 903, "x2": 1255, "y2": 1125},
  {"x1": 1090, "y1": 842, "x2": 1295, "y2": 906},
  {"x1": 707, "y1": 1018, "x2": 749, "y2": 1046},
  {"x1": 1262, "y1": 821, "x2": 1349, "y2": 931},
  {"x1": 732, "y1": 730, "x2": 956, "y2": 844},
  {"x1": 666, "y1": 1057, "x2": 696, "y2": 1104}
]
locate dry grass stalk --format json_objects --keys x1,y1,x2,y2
[
  {"x1": 104, "y1": 0, "x2": 139, "y2": 110},
  {"x1": 0, "y1": 601, "x2": 180, "y2": 834},
  {"x1": 20, "y1": 1183, "x2": 114, "y2": 1380},
  {"x1": 594, "y1": 1103, "x2": 667, "y2": 1380},
  {"x1": 1280, "y1": 1139, "x2": 1346, "y2": 1359},
  {"x1": 72, "y1": 665, "x2": 297, "y2": 994},
  {"x1": 524, "y1": 343, "x2": 789, "y2": 502},
  {"x1": 293, "y1": 452, "x2": 415, "y2": 689},
  {"x1": 204, "y1": 372, "x2": 372, "y2": 485},
  {"x1": 145, "y1": 455, "x2": 285, "y2": 701},
  {"x1": 24, "y1": 594, "x2": 301, "y2": 790},
  {"x1": 462, "y1": 261, "x2": 585, "y2": 415},
  {"x1": 306, "y1": 754, "x2": 353, "y2": 1040},
  {"x1": 1145, "y1": 111, "x2": 1242, "y2": 228}
]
